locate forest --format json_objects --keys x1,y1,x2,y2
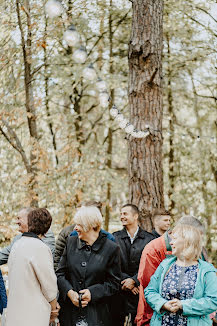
[{"x1": 0, "y1": 0, "x2": 216, "y2": 262}]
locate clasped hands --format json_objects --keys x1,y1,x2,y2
[
  {"x1": 68, "y1": 289, "x2": 91, "y2": 308},
  {"x1": 121, "y1": 278, "x2": 139, "y2": 295},
  {"x1": 162, "y1": 299, "x2": 182, "y2": 313}
]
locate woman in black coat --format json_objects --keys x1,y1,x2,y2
[{"x1": 56, "y1": 206, "x2": 121, "y2": 326}]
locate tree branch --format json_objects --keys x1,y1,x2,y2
[
  {"x1": 0, "y1": 119, "x2": 31, "y2": 173},
  {"x1": 195, "y1": 6, "x2": 217, "y2": 24}
]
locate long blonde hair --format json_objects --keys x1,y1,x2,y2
[{"x1": 172, "y1": 224, "x2": 202, "y2": 260}]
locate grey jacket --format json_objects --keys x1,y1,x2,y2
[
  {"x1": 0, "y1": 228, "x2": 55, "y2": 265},
  {"x1": 54, "y1": 225, "x2": 75, "y2": 271}
]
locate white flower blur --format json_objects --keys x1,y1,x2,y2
[
  {"x1": 72, "y1": 48, "x2": 87, "y2": 64},
  {"x1": 45, "y1": 0, "x2": 63, "y2": 18}
]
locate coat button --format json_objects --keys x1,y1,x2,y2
[{"x1": 81, "y1": 262, "x2": 87, "y2": 267}]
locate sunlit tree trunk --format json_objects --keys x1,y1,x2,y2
[{"x1": 128, "y1": 0, "x2": 164, "y2": 230}]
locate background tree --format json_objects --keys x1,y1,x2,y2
[
  {"x1": 128, "y1": 0, "x2": 164, "y2": 230},
  {"x1": 0, "y1": 0, "x2": 216, "y2": 261}
]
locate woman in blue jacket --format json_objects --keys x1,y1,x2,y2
[
  {"x1": 0, "y1": 269, "x2": 7, "y2": 314},
  {"x1": 144, "y1": 224, "x2": 217, "y2": 326}
]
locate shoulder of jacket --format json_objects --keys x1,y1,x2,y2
[
  {"x1": 199, "y1": 259, "x2": 217, "y2": 274},
  {"x1": 112, "y1": 230, "x2": 123, "y2": 237},
  {"x1": 159, "y1": 256, "x2": 176, "y2": 269},
  {"x1": 60, "y1": 225, "x2": 75, "y2": 237},
  {"x1": 104, "y1": 237, "x2": 119, "y2": 249},
  {"x1": 66, "y1": 234, "x2": 78, "y2": 245},
  {"x1": 143, "y1": 235, "x2": 164, "y2": 251},
  {"x1": 139, "y1": 228, "x2": 155, "y2": 239}
]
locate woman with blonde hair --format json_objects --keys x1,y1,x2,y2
[
  {"x1": 56, "y1": 206, "x2": 121, "y2": 326},
  {"x1": 144, "y1": 224, "x2": 217, "y2": 326}
]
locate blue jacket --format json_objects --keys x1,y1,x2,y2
[
  {"x1": 70, "y1": 229, "x2": 116, "y2": 242},
  {"x1": 144, "y1": 256, "x2": 217, "y2": 326},
  {"x1": 0, "y1": 270, "x2": 7, "y2": 314}
]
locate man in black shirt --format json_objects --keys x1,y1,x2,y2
[
  {"x1": 112, "y1": 204, "x2": 154, "y2": 325},
  {"x1": 152, "y1": 209, "x2": 171, "y2": 239}
]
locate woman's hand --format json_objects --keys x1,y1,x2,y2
[
  {"x1": 162, "y1": 300, "x2": 181, "y2": 313},
  {"x1": 79, "y1": 289, "x2": 91, "y2": 307},
  {"x1": 170, "y1": 298, "x2": 182, "y2": 310},
  {"x1": 50, "y1": 302, "x2": 60, "y2": 323},
  {"x1": 67, "y1": 289, "x2": 79, "y2": 307}
]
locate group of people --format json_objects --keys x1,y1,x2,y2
[{"x1": 0, "y1": 202, "x2": 216, "y2": 326}]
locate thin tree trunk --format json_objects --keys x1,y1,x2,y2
[
  {"x1": 16, "y1": 0, "x2": 39, "y2": 207},
  {"x1": 105, "y1": 0, "x2": 113, "y2": 231},
  {"x1": 128, "y1": 0, "x2": 164, "y2": 231},
  {"x1": 97, "y1": 0, "x2": 104, "y2": 71},
  {"x1": 43, "y1": 11, "x2": 59, "y2": 166}
]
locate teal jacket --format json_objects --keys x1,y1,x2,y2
[{"x1": 144, "y1": 256, "x2": 217, "y2": 326}]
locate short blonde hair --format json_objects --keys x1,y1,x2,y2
[
  {"x1": 74, "y1": 206, "x2": 103, "y2": 232},
  {"x1": 172, "y1": 224, "x2": 202, "y2": 260}
]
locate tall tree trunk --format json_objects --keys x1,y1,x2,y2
[
  {"x1": 166, "y1": 32, "x2": 175, "y2": 212},
  {"x1": 105, "y1": 0, "x2": 114, "y2": 231},
  {"x1": 43, "y1": 10, "x2": 59, "y2": 166},
  {"x1": 128, "y1": 0, "x2": 164, "y2": 230},
  {"x1": 16, "y1": 0, "x2": 39, "y2": 207}
]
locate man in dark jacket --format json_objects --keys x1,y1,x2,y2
[
  {"x1": 112, "y1": 204, "x2": 154, "y2": 325},
  {"x1": 151, "y1": 209, "x2": 171, "y2": 239}
]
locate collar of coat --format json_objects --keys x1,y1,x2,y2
[
  {"x1": 77, "y1": 231, "x2": 107, "y2": 251},
  {"x1": 120, "y1": 227, "x2": 147, "y2": 239},
  {"x1": 22, "y1": 232, "x2": 41, "y2": 240}
]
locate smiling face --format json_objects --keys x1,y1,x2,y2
[
  {"x1": 120, "y1": 206, "x2": 138, "y2": 228},
  {"x1": 74, "y1": 223, "x2": 88, "y2": 240},
  {"x1": 16, "y1": 209, "x2": 29, "y2": 233},
  {"x1": 155, "y1": 215, "x2": 171, "y2": 232},
  {"x1": 170, "y1": 230, "x2": 184, "y2": 257}
]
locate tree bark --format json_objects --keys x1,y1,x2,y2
[
  {"x1": 16, "y1": 0, "x2": 39, "y2": 206},
  {"x1": 105, "y1": 0, "x2": 114, "y2": 231},
  {"x1": 128, "y1": 0, "x2": 164, "y2": 230},
  {"x1": 43, "y1": 10, "x2": 59, "y2": 166},
  {"x1": 166, "y1": 33, "x2": 175, "y2": 212}
]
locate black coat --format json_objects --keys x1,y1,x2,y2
[
  {"x1": 56, "y1": 231, "x2": 121, "y2": 326},
  {"x1": 112, "y1": 227, "x2": 154, "y2": 315}
]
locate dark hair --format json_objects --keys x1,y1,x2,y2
[
  {"x1": 122, "y1": 204, "x2": 139, "y2": 216},
  {"x1": 153, "y1": 208, "x2": 171, "y2": 220},
  {"x1": 84, "y1": 201, "x2": 102, "y2": 213},
  {"x1": 28, "y1": 208, "x2": 52, "y2": 235}
]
